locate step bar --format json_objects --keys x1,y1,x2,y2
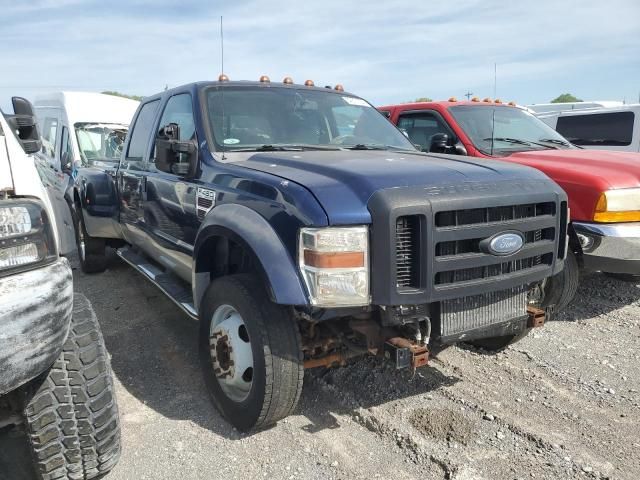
[{"x1": 117, "y1": 248, "x2": 198, "y2": 319}]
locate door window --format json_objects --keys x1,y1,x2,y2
[
  {"x1": 150, "y1": 93, "x2": 196, "y2": 170},
  {"x1": 41, "y1": 117, "x2": 59, "y2": 158},
  {"x1": 397, "y1": 112, "x2": 451, "y2": 150},
  {"x1": 60, "y1": 126, "x2": 73, "y2": 169},
  {"x1": 556, "y1": 111, "x2": 635, "y2": 146},
  {"x1": 126, "y1": 100, "x2": 160, "y2": 161}
]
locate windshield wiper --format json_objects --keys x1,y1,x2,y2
[
  {"x1": 342, "y1": 144, "x2": 389, "y2": 150},
  {"x1": 231, "y1": 144, "x2": 303, "y2": 152},
  {"x1": 483, "y1": 137, "x2": 557, "y2": 149},
  {"x1": 538, "y1": 138, "x2": 570, "y2": 147},
  {"x1": 230, "y1": 144, "x2": 340, "y2": 152}
]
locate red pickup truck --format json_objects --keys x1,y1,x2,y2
[{"x1": 379, "y1": 99, "x2": 640, "y2": 310}]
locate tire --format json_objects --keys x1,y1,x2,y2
[
  {"x1": 73, "y1": 206, "x2": 107, "y2": 274},
  {"x1": 467, "y1": 328, "x2": 531, "y2": 353},
  {"x1": 199, "y1": 274, "x2": 304, "y2": 431},
  {"x1": 23, "y1": 294, "x2": 121, "y2": 480},
  {"x1": 542, "y1": 250, "x2": 579, "y2": 313}
]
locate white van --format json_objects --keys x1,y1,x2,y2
[
  {"x1": 535, "y1": 104, "x2": 640, "y2": 153},
  {"x1": 527, "y1": 101, "x2": 624, "y2": 114},
  {"x1": 33, "y1": 91, "x2": 139, "y2": 253}
]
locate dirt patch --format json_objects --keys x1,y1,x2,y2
[{"x1": 410, "y1": 407, "x2": 475, "y2": 445}]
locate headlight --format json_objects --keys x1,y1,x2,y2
[
  {"x1": 299, "y1": 226, "x2": 369, "y2": 307},
  {"x1": 593, "y1": 188, "x2": 640, "y2": 223},
  {"x1": 0, "y1": 200, "x2": 57, "y2": 274}
]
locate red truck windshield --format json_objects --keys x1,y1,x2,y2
[{"x1": 449, "y1": 105, "x2": 572, "y2": 156}]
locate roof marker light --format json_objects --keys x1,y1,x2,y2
[
  {"x1": 218, "y1": 74, "x2": 229, "y2": 82},
  {"x1": 304, "y1": 79, "x2": 315, "y2": 87},
  {"x1": 482, "y1": 97, "x2": 492, "y2": 102},
  {"x1": 283, "y1": 76, "x2": 294, "y2": 84},
  {"x1": 334, "y1": 84, "x2": 344, "y2": 92},
  {"x1": 471, "y1": 97, "x2": 480, "y2": 102},
  {"x1": 508, "y1": 101, "x2": 517, "y2": 106},
  {"x1": 259, "y1": 75, "x2": 270, "y2": 83},
  {"x1": 448, "y1": 97, "x2": 457, "y2": 102},
  {"x1": 494, "y1": 98, "x2": 502, "y2": 104}
]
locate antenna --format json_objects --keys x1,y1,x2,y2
[
  {"x1": 219, "y1": 15, "x2": 226, "y2": 160},
  {"x1": 490, "y1": 108, "x2": 496, "y2": 156},
  {"x1": 493, "y1": 63, "x2": 497, "y2": 99}
]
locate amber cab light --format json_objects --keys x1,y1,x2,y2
[
  {"x1": 283, "y1": 76, "x2": 294, "y2": 84},
  {"x1": 334, "y1": 84, "x2": 344, "y2": 92},
  {"x1": 304, "y1": 79, "x2": 315, "y2": 87},
  {"x1": 218, "y1": 74, "x2": 229, "y2": 82}
]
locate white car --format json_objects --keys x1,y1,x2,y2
[{"x1": 533, "y1": 103, "x2": 640, "y2": 153}]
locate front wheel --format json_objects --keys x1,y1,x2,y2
[
  {"x1": 542, "y1": 250, "x2": 579, "y2": 313},
  {"x1": 23, "y1": 294, "x2": 121, "y2": 480},
  {"x1": 73, "y1": 206, "x2": 107, "y2": 273},
  {"x1": 199, "y1": 274, "x2": 304, "y2": 431}
]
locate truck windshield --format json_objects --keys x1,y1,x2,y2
[
  {"x1": 74, "y1": 123, "x2": 128, "y2": 164},
  {"x1": 449, "y1": 106, "x2": 572, "y2": 156},
  {"x1": 204, "y1": 86, "x2": 416, "y2": 152}
]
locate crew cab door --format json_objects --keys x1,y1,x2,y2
[
  {"x1": 142, "y1": 93, "x2": 199, "y2": 282},
  {"x1": 118, "y1": 99, "x2": 161, "y2": 243}
]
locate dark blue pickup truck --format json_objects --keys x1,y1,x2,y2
[{"x1": 72, "y1": 77, "x2": 568, "y2": 430}]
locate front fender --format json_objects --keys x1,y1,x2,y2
[
  {"x1": 193, "y1": 204, "x2": 308, "y2": 309},
  {"x1": 75, "y1": 168, "x2": 119, "y2": 217}
]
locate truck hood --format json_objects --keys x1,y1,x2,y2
[
  {"x1": 508, "y1": 149, "x2": 640, "y2": 190},
  {"x1": 231, "y1": 150, "x2": 553, "y2": 224},
  {"x1": 506, "y1": 149, "x2": 640, "y2": 221}
]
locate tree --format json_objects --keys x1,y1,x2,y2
[
  {"x1": 101, "y1": 91, "x2": 144, "y2": 101},
  {"x1": 550, "y1": 93, "x2": 582, "y2": 103}
]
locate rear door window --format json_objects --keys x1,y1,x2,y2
[
  {"x1": 556, "y1": 111, "x2": 635, "y2": 146},
  {"x1": 126, "y1": 100, "x2": 160, "y2": 161}
]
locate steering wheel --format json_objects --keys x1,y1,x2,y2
[{"x1": 330, "y1": 135, "x2": 358, "y2": 145}]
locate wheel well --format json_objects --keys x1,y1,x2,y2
[
  {"x1": 567, "y1": 223, "x2": 584, "y2": 268},
  {"x1": 195, "y1": 234, "x2": 273, "y2": 310}
]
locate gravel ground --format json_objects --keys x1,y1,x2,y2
[{"x1": 1, "y1": 251, "x2": 639, "y2": 480}]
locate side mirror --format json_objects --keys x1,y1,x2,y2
[
  {"x1": 155, "y1": 123, "x2": 198, "y2": 177},
  {"x1": 428, "y1": 133, "x2": 450, "y2": 153},
  {"x1": 5, "y1": 97, "x2": 42, "y2": 154},
  {"x1": 60, "y1": 151, "x2": 73, "y2": 174},
  {"x1": 454, "y1": 144, "x2": 467, "y2": 156}
]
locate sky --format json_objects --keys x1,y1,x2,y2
[{"x1": 1, "y1": 0, "x2": 639, "y2": 112}]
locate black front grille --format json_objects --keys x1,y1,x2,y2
[
  {"x1": 435, "y1": 202, "x2": 556, "y2": 227},
  {"x1": 432, "y1": 201, "x2": 558, "y2": 292},
  {"x1": 436, "y1": 227, "x2": 555, "y2": 256},
  {"x1": 396, "y1": 216, "x2": 420, "y2": 289},
  {"x1": 367, "y1": 181, "x2": 565, "y2": 306},
  {"x1": 435, "y1": 253, "x2": 553, "y2": 285}
]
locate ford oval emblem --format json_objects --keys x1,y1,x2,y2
[{"x1": 484, "y1": 231, "x2": 525, "y2": 256}]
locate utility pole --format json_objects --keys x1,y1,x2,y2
[{"x1": 464, "y1": 91, "x2": 474, "y2": 100}]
